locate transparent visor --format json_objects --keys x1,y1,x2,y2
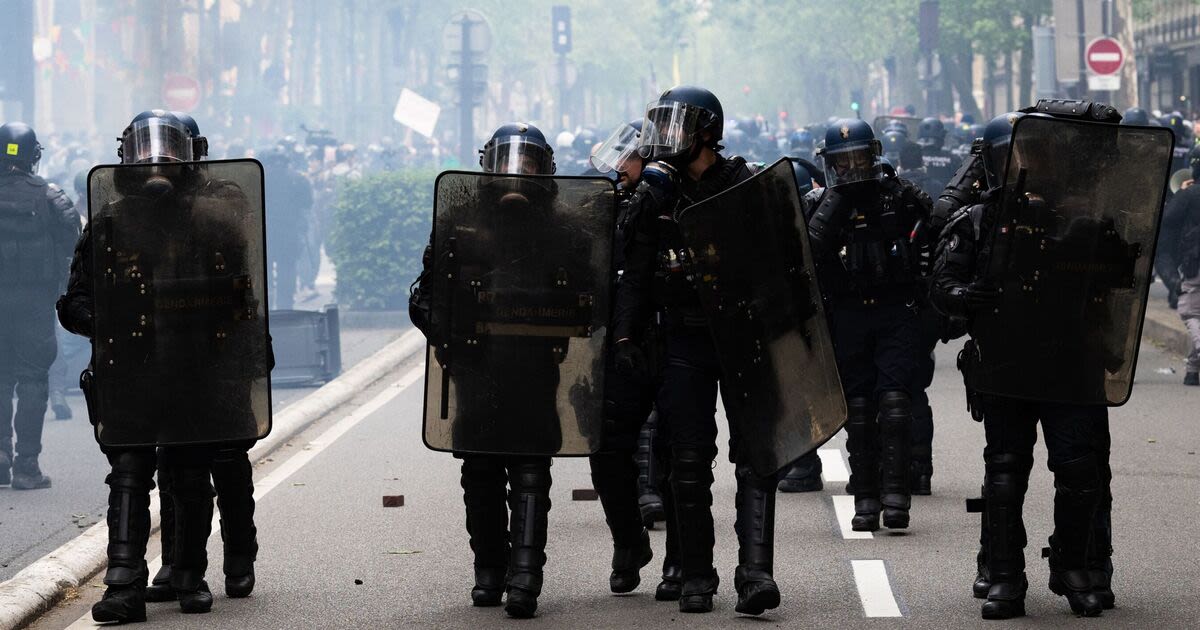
[
  {"x1": 640, "y1": 101, "x2": 702, "y2": 159},
  {"x1": 589, "y1": 123, "x2": 641, "y2": 174},
  {"x1": 982, "y1": 138, "x2": 1011, "y2": 189},
  {"x1": 121, "y1": 119, "x2": 194, "y2": 164},
  {"x1": 822, "y1": 143, "x2": 881, "y2": 188},
  {"x1": 480, "y1": 137, "x2": 554, "y2": 175}
]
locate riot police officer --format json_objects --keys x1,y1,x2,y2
[
  {"x1": 60, "y1": 110, "x2": 270, "y2": 621},
  {"x1": 612, "y1": 85, "x2": 781, "y2": 615},
  {"x1": 916, "y1": 117, "x2": 955, "y2": 191},
  {"x1": 410, "y1": 122, "x2": 563, "y2": 619},
  {"x1": 806, "y1": 118, "x2": 933, "y2": 532},
  {"x1": 143, "y1": 113, "x2": 261, "y2": 606},
  {"x1": 930, "y1": 105, "x2": 1144, "y2": 619},
  {"x1": 0, "y1": 122, "x2": 79, "y2": 489},
  {"x1": 584, "y1": 118, "x2": 666, "y2": 595}
]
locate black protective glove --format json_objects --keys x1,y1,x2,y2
[
  {"x1": 614, "y1": 339, "x2": 649, "y2": 383},
  {"x1": 950, "y1": 282, "x2": 1002, "y2": 312}
]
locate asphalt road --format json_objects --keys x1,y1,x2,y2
[
  {"x1": 23, "y1": 335, "x2": 1200, "y2": 630},
  {"x1": 0, "y1": 325, "x2": 404, "y2": 583}
]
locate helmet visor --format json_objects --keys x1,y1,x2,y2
[
  {"x1": 640, "y1": 100, "x2": 702, "y2": 160},
  {"x1": 982, "y1": 136, "x2": 1011, "y2": 190},
  {"x1": 822, "y1": 143, "x2": 881, "y2": 188},
  {"x1": 589, "y1": 123, "x2": 641, "y2": 174},
  {"x1": 480, "y1": 137, "x2": 554, "y2": 175},
  {"x1": 121, "y1": 118, "x2": 194, "y2": 164}
]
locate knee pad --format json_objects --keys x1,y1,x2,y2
[
  {"x1": 1053, "y1": 454, "x2": 1101, "y2": 498},
  {"x1": 846, "y1": 397, "x2": 874, "y2": 423},
  {"x1": 508, "y1": 458, "x2": 552, "y2": 495},
  {"x1": 984, "y1": 453, "x2": 1033, "y2": 503},
  {"x1": 878, "y1": 390, "x2": 912, "y2": 418},
  {"x1": 106, "y1": 450, "x2": 156, "y2": 492}
]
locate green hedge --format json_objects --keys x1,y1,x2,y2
[{"x1": 327, "y1": 169, "x2": 438, "y2": 310}]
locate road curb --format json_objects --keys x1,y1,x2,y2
[{"x1": 0, "y1": 329, "x2": 425, "y2": 630}]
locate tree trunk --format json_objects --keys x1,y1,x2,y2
[
  {"x1": 1018, "y1": 11, "x2": 1035, "y2": 109},
  {"x1": 943, "y1": 44, "x2": 982, "y2": 121},
  {"x1": 1113, "y1": 0, "x2": 1139, "y2": 108}
]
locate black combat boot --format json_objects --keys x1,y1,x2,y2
[
  {"x1": 878, "y1": 391, "x2": 912, "y2": 529},
  {"x1": 979, "y1": 452, "x2": 1032, "y2": 620},
  {"x1": 733, "y1": 466, "x2": 780, "y2": 616},
  {"x1": 1046, "y1": 454, "x2": 1103, "y2": 617},
  {"x1": 92, "y1": 450, "x2": 155, "y2": 624},
  {"x1": 844, "y1": 397, "x2": 881, "y2": 531},
  {"x1": 636, "y1": 414, "x2": 666, "y2": 527},
  {"x1": 654, "y1": 458, "x2": 682, "y2": 602},
  {"x1": 212, "y1": 447, "x2": 258, "y2": 598},
  {"x1": 671, "y1": 446, "x2": 718, "y2": 613},
  {"x1": 11, "y1": 456, "x2": 51, "y2": 490},
  {"x1": 589, "y1": 451, "x2": 653, "y2": 593},
  {"x1": 145, "y1": 459, "x2": 176, "y2": 603},
  {"x1": 167, "y1": 458, "x2": 216, "y2": 614},
  {"x1": 777, "y1": 450, "x2": 823, "y2": 493},
  {"x1": 504, "y1": 458, "x2": 552, "y2": 619},
  {"x1": 910, "y1": 458, "x2": 932, "y2": 496},
  {"x1": 460, "y1": 457, "x2": 509, "y2": 607}
]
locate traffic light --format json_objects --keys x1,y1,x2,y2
[
  {"x1": 850, "y1": 89, "x2": 864, "y2": 116},
  {"x1": 552, "y1": 6, "x2": 572, "y2": 54}
]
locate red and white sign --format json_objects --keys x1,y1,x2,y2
[
  {"x1": 162, "y1": 74, "x2": 201, "y2": 111},
  {"x1": 1086, "y1": 38, "x2": 1125, "y2": 76}
]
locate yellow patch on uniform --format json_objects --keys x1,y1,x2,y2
[{"x1": 6, "y1": 143, "x2": 18, "y2": 156}]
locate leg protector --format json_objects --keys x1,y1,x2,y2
[
  {"x1": 844, "y1": 396, "x2": 879, "y2": 500},
  {"x1": 980, "y1": 452, "x2": 1032, "y2": 620},
  {"x1": 166, "y1": 456, "x2": 216, "y2": 594},
  {"x1": 505, "y1": 457, "x2": 552, "y2": 618},
  {"x1": 102, "y1": 449, "x2": 157, "y2": 587},
  {"x1": 733, "y1": 465, "x2": 779, "y2": 615},
  {"x1": 460, "y1": 456, "x2": 510, "y2": 590}
]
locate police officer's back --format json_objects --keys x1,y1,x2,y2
[{"x1": 0, "y1": 122, "x2": 80, "y2": 489}]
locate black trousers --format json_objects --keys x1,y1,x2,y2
[{"x1": 0, "y1": 298, "x2": 57, "y2": 460}]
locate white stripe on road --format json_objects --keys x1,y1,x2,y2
[
  {"x1": 818, "y1": 448, "x2": 850, "y2": 483},
  {"x1": 832, "y1": 495, "x2": 873, "y2": 540},
  {"x1": 851, "y1": 559, "x2": 903, "y2": 617},
  {"x1": 65, "y1": 366, "x2": 423, "y2": 629}
]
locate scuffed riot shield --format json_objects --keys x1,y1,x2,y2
[
  {"x1": 677, "y1": 158, "x2": 846, "y2": 477},
  {"x1": 968, "y1": 116, "x2": 1174, "y2": 405},
  {"x1": 422, "y1": 172, "x2": 615, "y2": 456},
  {"x1": 88, "y1": 159, "x2": 271, "y2": 447}
]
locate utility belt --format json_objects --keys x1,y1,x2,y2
[
  {"x1": 844, "y1": 238, "x2": 921, "y2": 287},
  {"x1": 830, "y1": 283, "x2": 921, "y2": 309},
  {"x1": 652, "y1": 246, "x2": 702, "y2": 311},
  {"x1": 661, "y1": 306, "x2": 708, "y2": 330}
]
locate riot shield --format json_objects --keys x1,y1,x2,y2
[
  {"x1": 422, "y1": 172, "x2": 615, "y2": 456},
  {"x1": 676, "y1": 158, "x2": 846, "y2": 477},
  {"x1": 88, "y1": 159, "x2": 271, "y2": 447},
  {"x1": 968, "y1": 115, "x2": 1174, "y2": 405}
]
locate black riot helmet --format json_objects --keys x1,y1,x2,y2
[
  {"x1": 882, "y1": 120, "x2": 909, "y2": 138},
  {"x1": 479, "y1": 122, "x2": 555, "y2": 175},
  {"x1": 1122, "y1": 107, "x2": 1151, "y2": 126},
  {"x1": 881, "y1": 129, "x2": 908, "y2": 163},
  {"x1": 917, "y1": 117, "x2": 946, "y2": 148},
  {"x1": 118, "y1": 110, "x2": 196, "y2": 164},
  {"x1": 1161, "y1": 113, "x2": 1190, "y2": 143},
  {"x1": 818, "y1": 118, "x2": 882, "y2": 188},
  {"x1": 981, "y1": 112, "x2": 1024, "y2": 190},
  {"x1": 0, "y1": 122, "x2": 42, "y2": 172},
  {"x1": 169, "y1": 111, "x2": 209, "y2": 159},
  {"x1": 790, "y1": 129, "x2": 815, "y2": 154},
  {"x1": 590, "y1": 120, "x2": 643, "y2": 175},
  {"x1": 639, "y1": 85, "x2": 725, "y2": 161}
]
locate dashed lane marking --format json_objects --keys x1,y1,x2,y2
[
  {"x1": 851, "y1": 559, "x2": 903, "y2": 617},
  {"x1": 818, "y1": 447, "x2": 850, "y2": 483},
  {"x1": 64, "y1": 366, "x2": 424, "y2": 629},
  {"x1": 832, "y1": 495, "x2": 873, "y2": 540}
]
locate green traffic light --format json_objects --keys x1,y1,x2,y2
[{"x1": 851, "y1": 102, "x2": 860, "y2": 112}]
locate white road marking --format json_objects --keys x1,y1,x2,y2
[
  {"x1": 851, "y1": 559, "x2": 903, "y2": 617},
  {"x1": 818, "y1": 448, "x2": 850, "y2": 483},
  {"x1": 832, "y1": 495, "x2": 873, "y2": 540},
  {"x1": 65, "y1": 366, "x2": 423, "y2": 628}
]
